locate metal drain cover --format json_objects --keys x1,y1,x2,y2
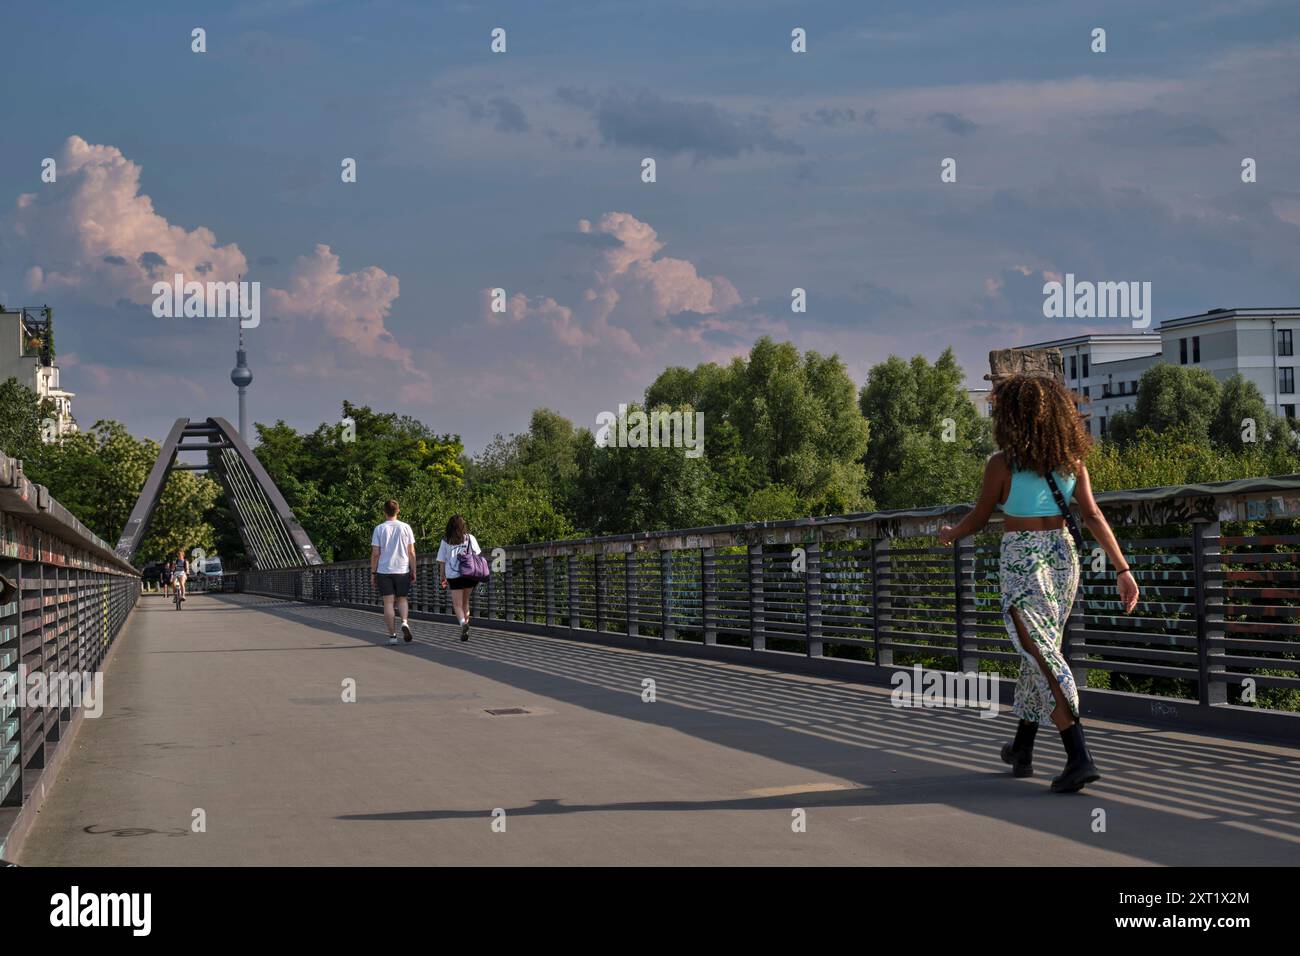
[{"x1": 485, "y1": 708, "x2": 530, "y2": 716}]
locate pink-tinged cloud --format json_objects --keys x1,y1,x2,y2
[
  {"x1": 486, "y1": 211, "x2": 745, "y2": 357},
  {"x1": 267, "y1": 244, "x2": 429, "y2": 400},
  {"x1": 11, "y1": 136, "x2": 248, "y2": 301},
  {"x1": 4, "y1": 136, "x2": 426, "y2": 400}
]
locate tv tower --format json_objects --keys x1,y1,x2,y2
[{"x1": 230, "y1": 323, "x2": 253, "y2": 441}]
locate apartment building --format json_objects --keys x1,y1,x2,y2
[
  {"x1": 0, "y1": 305, "x2": 77, "y2": 437},
  {"x1": 1007, "y1": 308, "x2": 1300, "y2": 436}
]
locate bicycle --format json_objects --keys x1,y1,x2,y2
[{"x1": 174, "y1": 576, "x2": 185, "y2": 610}]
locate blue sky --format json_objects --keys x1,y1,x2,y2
[{"x1": 2, "y1": 0, "x2": 1299, "y2": 451}]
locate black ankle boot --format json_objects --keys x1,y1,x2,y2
[
  {"x1": 1051, "y1": 721, "x2": 1101, "y2": 793},
  {"x1": 1000, "y1": 719, "x2": 1038, "y2": 777}
]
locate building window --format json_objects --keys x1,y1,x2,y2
[
  {"x1": 1099, "y1": 416, "x2": 1107, "y2": 436},
  {"x1": 1069, "y1": 355, "x2": 1077, "y2": 380},
  {"x1": 1193, "y1": 336, "x2": 1201, "y2": 363},
  {"x1": 1281, "y1": 329, "x2": 1294, "y2": 357},
  {"x1": 1131, "y1": 380, "x2": 1138, "y2": 394},
  {"x1": 1283, "y1": 404, "x2": 1296, "y2": 420},
  {"x1": 1082, "y1": 386, "x2": 1089, "y2": 399},
  {"x1": 1281, "y1": 367, "x2": 1296, "y2": 395},
  {"x1": 1179, "y1": 338, "x2": 1187, "y2": 364},
  {"x1": 1082, "y1": 355, "x2": 1090, "y2": 378}
]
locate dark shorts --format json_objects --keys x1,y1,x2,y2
[
  {"x1": 376, "y1": 573, "x2": 411, "y2": 597},
  {"x1": 448, "y1": 576, "x2": 477, "y2": 591}
]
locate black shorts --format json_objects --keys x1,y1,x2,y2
[
  {"x1": 448, "y1": 576, "x2": 476, "y2": 591},
  {"x1": 376, "y1": 573, "x2": 411, "y2": 597}
]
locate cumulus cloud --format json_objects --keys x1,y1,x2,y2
[
  {"x1": 3, "y1": 136, "x2": 425, "y2": 398},
  {"x1": 10, "y1": 136, "x2": 247, "y2": 302},
  {"x1": 486, "y1": 212, "x2": 747, "y2": 357},
  {"x1": 267, "y1": 244, "x2": 425, "y2": 386}
]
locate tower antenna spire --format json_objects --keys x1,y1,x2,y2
[{"x1": 230, "y1": 285, "x2": 253, "y2": 441}]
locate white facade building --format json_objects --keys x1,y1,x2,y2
[
  {"x1": 0, "y1": 306, "x2": 77, "y2": 438},
  {"x1": 1013, "y1": 308, "x2": 1300, "y2": 436}
]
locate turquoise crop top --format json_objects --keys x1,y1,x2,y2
[{"x1": 1001, "y1": 469, "x2": 1076, "y2": 517}]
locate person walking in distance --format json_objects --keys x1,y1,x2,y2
[
  {"x1": 438, "y1": 514, "x2": 482, "y2": 642},
  {"x1": 371, "y1": 499, "x2": 416, "y2": 645},
  {"x1": 939, "y1": 374, "x2": 1139, "y2": 793}
]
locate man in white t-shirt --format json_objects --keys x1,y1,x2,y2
[{"x1": 370, "y1": 498, "x2": 416, "y2": 645}]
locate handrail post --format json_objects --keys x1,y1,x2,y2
[
  {"x1": 503, "y1": 553, "x2": 514, "y2": 621},
  {"x1": 953, "y1": 535, "x2": 975, "y2": 673},
  {"x1": 626, "y1": 552, "x2": 639, "y2": 638},
  {"x1": 748, "y1": 543, "x2": 766, "y2": 651},
  {"x1": 568, "y1": 554, "x2": 579, "y2": 631},
  {"x1": 701, "y1": 547, "x2": 716, "y2": 646},
  {"x1": 522, "y1": 553, "x2": 533, "y2": 624},
  {"x1": 544, "y1": 555, "x2": 556, "y2": 627},
  {"x1": 1193, "y1": 520, "x2": 1227, "y2": 706},
  {"x1": 660, "y1": 549, "x2": 675, "y2": 641},
  {"x1": 872, "y1": 536, "x2": 892, "y2": 667},
  {"x1": 804, "y1": 540, "x2": 823, "y2": 658},
  {"x1": 595, "y1": 553, "x2": 607, "y2": 634}
]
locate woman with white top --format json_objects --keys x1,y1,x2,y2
[{"x1": 437, "y1": 514, "x2": 482, "y2": 642}]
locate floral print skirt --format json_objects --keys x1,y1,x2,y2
[{"x1": 1000, "y1": 529, "x2": 1081, "y2": 725}]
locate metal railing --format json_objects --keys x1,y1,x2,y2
[
  {"x1": 242, "y1": 474, "x2": 1300, "y2": 736},
  {"x1": 0, "y1": 450, "x2": 140, "y2": 843}
]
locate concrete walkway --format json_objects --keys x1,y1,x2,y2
[{"x1": 17, "y1": 593, "x2": 1300, "y2": 866}]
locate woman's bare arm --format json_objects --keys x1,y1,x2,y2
[{"x1": 938, "y1": 455, "x2": 1007, "y2": 544}]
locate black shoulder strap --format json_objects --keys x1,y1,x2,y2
[{"x1": 1044, "y1": 471, "x2": 1085, "y2": 552}]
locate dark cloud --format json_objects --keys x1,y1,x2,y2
[
  {"x1": 454, "y1": 94, "x2": 530, "y2": 133},
  {"x1": 555, "y1": 86, "x2": 597, "y2": 109},
  {"x1": 977, "y1": 266, "x2": 1048, "y2": 321},
  {"x1": 545, "y1": 130, "x2": 590, "y2": 150},
  {"x1": 1088, "y1": 109, "x2": 1229, "y2": 147},
  {"x1": 927, "y1": 111, "x2": 978, "y2": 136},
  {"x1": 562, "y1": 87, "x2": 804, "y2": 162},
  {"x1": 102, "y1": 254, "x2": 127, "y2": 266},
  {"x1": 137, "y1": 251, "x2": 167, "y2": 273},
  {"x1": 851, "y1": 279, "x2": 914, "y2": 312},
  {"x1": 700, "y1": 327, "x2": 748, "y2": 348},
  {"x1": 751, "y1": 280, "x2": 912, "y2": 330},
  {"x1": 940, "y1": 176, "x2": 1300, "y2": 329},
  {"x1": 801, "y1": 108, "x2": 876, "y2": 128},
  {"x1": 195, "y1": 261, "x2": 213, "y2": 275}
]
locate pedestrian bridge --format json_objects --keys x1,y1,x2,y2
[
  {"x1": 11, "y1": 591, "x2": 1300, "y2": 866},
  {"x1": 2, "y1": 447, "x2": 1299, "y2": 864}
]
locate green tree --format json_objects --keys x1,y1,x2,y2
[
  {"x1": 251, "y1": 403, "x2": 465, "y2": 561},
  {"x1": 645, "y1": 338, "x2": 870, "y2": 516},
  {"x1": 575, "y1": 404, "x2": 728, "y2": 534},
  {"x1": 1211, "y1": 374, "x2": 1272, "y2": 451},
  {"x1": 466, "y1": 408, "x2": 587, "y2": 519},
  {"x1": 26, "y1": 420, "x2": 220, "y2": 563},
  {"x1": 858, "y1": 349, "x2": 990, "y2": 507},
  {"x1": 0, "y1": 377, "x2": 55, "y2": 461},
  {"x1": 1108, "y1": 364, "x2": 1221, "y2": 446}
]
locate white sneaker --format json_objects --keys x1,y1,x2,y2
[
  {"x1": 388, "y1": 634, "x2": 399, "y2": 645},
  {"x1": 401, "y1": 621, "x2": 412, "y2": 643}
]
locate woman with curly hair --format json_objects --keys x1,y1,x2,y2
[{"x1": 939, "y1": 374, "x2": 1139, "y2": 793}]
